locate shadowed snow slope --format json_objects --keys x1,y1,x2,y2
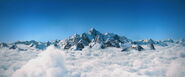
[{"x1": 0, "y1": 44, "x2": 185, "y2": 77}]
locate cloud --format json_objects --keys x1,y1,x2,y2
[
  {"x1": 0, "y1": 44, "x2": 185, "y2": 77},
  {"x1": 11, "y1": 46, "x2": 67, "y2": 77}
]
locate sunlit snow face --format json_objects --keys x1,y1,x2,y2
[{"x1": 0, "y1": 44, "x2": 185, "y2": 77}]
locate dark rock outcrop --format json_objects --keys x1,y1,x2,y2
[
  {"x1": 132, "y1": 45, "x2": 144, "y2": 51},
  {"x1": 9, "y1": 44, "x2": 17, "y2": 49},
  {"x1": 148, "y1": 44, "x2": 155, "y2": 50},
  {"x1": 0, "y1": 43, "x2": 9, "y2": 48}
]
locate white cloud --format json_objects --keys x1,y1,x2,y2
[
  {"x1": 0, "y1": 44, "x2": 185, "y2": 77},
  {"x1": 11, "y1": 46, "x2": 67, "y2": 77}
]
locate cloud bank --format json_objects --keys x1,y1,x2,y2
[
  {"x1": 12, "y1": 46, "x2": 67, "y2": 77},
  {"x1": 0, "y1": 44, "x2": 185, "y2": 77}
]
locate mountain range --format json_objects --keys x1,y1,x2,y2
[{"x1": 0, "y1": 28, "x2": 185, "y2": 51}]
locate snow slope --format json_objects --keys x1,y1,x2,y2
[{"x1": 0, "y1": 43, "x2": 184, "y2": 77}]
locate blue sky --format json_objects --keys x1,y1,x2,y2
[{"x1": 0, "y1": 0, "x2": 185, "y2": 42}]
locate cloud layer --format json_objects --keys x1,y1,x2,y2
[
  {"x1": 0, "y1": 44, "x2": 185, "y2": 77},
  {"x1": 12, "y1": 46, "x2": 67, "y2": 77}
]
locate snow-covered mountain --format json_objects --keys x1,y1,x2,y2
[
  {"x1": 60, "y1": 28, "x2": 130, "y2": 50},
  {"x1": 0, "y1": 28, "x2": 184, "y2": 51}
]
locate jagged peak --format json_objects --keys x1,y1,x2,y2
[
  {"x1": 144, "y1": 38, "x2": 154, "y2": 42},
  {"x1": 88, "y1": 28, "x2": 101, "y2": 35},
  {"x1": 163, "y1": 38, "x2": 173, "y2": 41},
  {"x1": 89, "y1": 28, "x2": 97, "y2": 32},
  {"x1": 104, "y1": 32, "x2": 115, "y2": 36},
  {"x1": 182, "y1": 38, "x2": 185, "y2": 42},
  {"x1": 163, "y1": 38, "x2": 174, "y2": 42},
  {"x1": 148, "y1": 38, "x2": 153, "y2": 40},
  {"x1": 70, "y1": 33, "x2": 80, "y2": 39}
]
